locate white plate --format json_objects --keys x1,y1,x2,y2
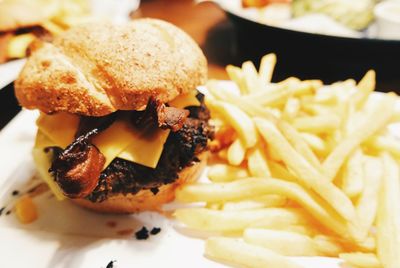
[
  {"x1": 0, "y1": 59, "x2": 26, "y2": 90},
  {"x1": 3, "y1": 82, "x2": 395, "y2": 267}
]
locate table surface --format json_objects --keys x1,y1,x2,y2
[{"x1": 134, "y1": 0, "x2": 231, "y2": 80}]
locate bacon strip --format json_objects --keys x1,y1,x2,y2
[
  {"x1": 132, "y1": 98, "x2": 189, "y2": 132},
  {"x1": 50, "y1": 130, "x2": 105, "y2": 198}
]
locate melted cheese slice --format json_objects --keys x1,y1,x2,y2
[
  {"x1": 92, "y1": 119, "x2": 170, "y2": 168},
  {"x1": 36, "y1": 113, "x2": 170, "y2": 169},
  {"x1": 169, "y1": 90, "x2": 200, "y2": 108},
  {"x1": 36, "y1": 112, "x2": 79, "y2": 148},
  {"x1": 35, "y1": 93, "x2": 200, "y2": 170},
  {"x1": 33, "y1": 131, "x2": 65, "y2": 200}
]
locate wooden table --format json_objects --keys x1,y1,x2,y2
[{"x1": 134, "y1": 0, "x2": 231, "y2": 80}]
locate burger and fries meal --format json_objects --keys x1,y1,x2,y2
[{"x1": 8, "y1": 14, "x2": 400, "y2": 268}]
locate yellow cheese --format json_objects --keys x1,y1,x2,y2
[
  {"x1": 34, "y1": 129, "x2": 58, "y2": 148},
  {"x1": 118, "y1": 127, "x2": 170, "y2": 168},
  {"x1": 36, "y1": 112, "x2": 79, "y2": 148},
  {"x1": 92, "y1": 119, "x2": 170, "y2": 168},
  {"x1": 36, "y1": 113, "x2": 170, "y2": 169},
  {"x1": 169, "y1": 90, "x2": 200, "y2": 109},
  {"x1": 33, "y1": 131, "x2": 65, "y2": 200}
]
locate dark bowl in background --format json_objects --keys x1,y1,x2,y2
[{"x1": 224, "y1": 10, "x2": 400, "y2": 91}]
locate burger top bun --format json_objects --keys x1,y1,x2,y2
[{"x1": 15, "y1": 19, "x2": 207, "y2": 116}]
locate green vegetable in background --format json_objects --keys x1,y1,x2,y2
[{"x1": 292, "y1": 0, "x2": 376, "y2": 30}]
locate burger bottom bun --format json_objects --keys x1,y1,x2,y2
[{"x1": 72, "y1": 152, "x2": 208, "y2": 214}]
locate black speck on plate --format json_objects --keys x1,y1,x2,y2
[
  {"x1": 150, "y1": 227, "x2": 161, "y2": 235},
  {"x1": 135, "y1": 227, "x2": 149, "y2": 240}
]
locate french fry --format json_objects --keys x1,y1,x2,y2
[
  {"x1": 292, "y1": 114, "x2": 341, "y2": 134},
  {"x1": 15, "y1": 195, "x2": 38, "y2": 224},
  {"x1": 217, "y1": 148, "x2": 228, "y2": 161},
  {"x1": 222, "y1": 195, "x2": 287, "y2": 210},
  {"x1": 323, "y1": 95, "x2": 396, "y2": 181},
  {"x1": 268, "y1": 161, "x2": 298, "y2": 181},
  {"x1": 277, "y1": 121, "x2": 322, "y2": 171},
  {"x1": 244, "y1": 230, "x2": 346, "y2": 257},
  {"x1": 339, "y1": 253, "x2": 381, "y2": 268},
  {"x1": 356, "y1": 157, "x2": 382, "y2": 240},
  {"x1": 313, "y1": 235, "x2": 345, "y2": 257},
  {"x1": 300, "y1": 132, "x2": 328, "y2": 157},
  {"x1": 7, "y1": 34, "x2": 35, "y2": 59},
  {"x1": 354, "y1": 70, "x2": 376, "y2": 110},
  {"x1": 301, "y1": 103, "x2": 334, "y2": 116},
  {"x1": 376, "y1": 153, "x2": 400, "y2": 268},
  {"x1": 174, "y1": 207, "x2": 309, "y2": 232},
  {"x1": 254, "y1": 118, "x2": 356, "y2": 223},
  {"x1": 265, "y1": 142, "x2": 283, "y2": 162},
  {"x1": 210, "y1": 100, "x2": 257, "y2": 148},
  {"x1": 41, "y1": 20, "x2": 64, "y2": 35},
  {"x1": 227, "y1": 139, "x2": 246, "y2": 166},
  {"x1": 266, "y1": 107, "x2": 282, "y2": 118},
  {"x1": 205, "y1": 202, "x2": 222, "y2": 210},
  {"x1": 242, "y1": 60, "x2": 261, "y2": 93},
  {"x1": 259, "y1": 53, "x2": 276, "y2": 84},
  {"x1": 225, "y1": 65, "x2": 247, "y2": 94},
  {"x1": 213, "y1": 125, "x2": 236, "y2": 150},
  {"x1": 208, "y1": 164, "x2": 249, "y2": 182},
  {"x1": 247, "y1": 146, "x2": 271, "y2": 177},
  {"x1": 243, "y1": 228, "x2": 319, "y2": 256},
  {"x1": 289, "y1": 79, "x2": 322, "y2": 97},
  {"x1": 205, "y1": 237, "x2": 303, "y2": 268},
  {"x1": 207, "y1": 84, "x2": 277, "y2": 122},
  {"x1": 342, "y1": 148, "x2": 364, "y2": 198},
  {"x1": 176, "y1": 178, "x2": 349, "y2": 238},
  {"x1": 283, "y1": 98, "x2": 301, "y2": 121},
  {"x1": 391, "y1": 104, "x2": 400, "y2": 122},
  {"x1": 244, "y1": 86, "x2": 291, "y2": 107},
  {"x1": 313, "y1": 87, "x2": 338, "y2": 105},
  {"x1": 366, "y1": 135, "x2": 400, "y2": 158}
]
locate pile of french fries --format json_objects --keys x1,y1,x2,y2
[{"x1": 174, "y1": 54, "x2": 400, "y2": 268}]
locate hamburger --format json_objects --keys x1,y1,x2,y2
[{"x1": 14, "y1": 19, "x2": 213, "y2": 213}]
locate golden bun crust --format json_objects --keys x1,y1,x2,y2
[
  {"x1": 73, "y1": 152, "x2": 207, "y2": 214},
  {"x1": 0, "y1": 1, "x2": 47, "y2": 32},
  {"x1": 15, "y1": 19, "x2": 207, "y2": 116}
]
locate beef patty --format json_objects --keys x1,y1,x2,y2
[{"x1": 48, "y1": 93, "x2": 213, "y2": 202}]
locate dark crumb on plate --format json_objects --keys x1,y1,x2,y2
[
  {"x1": 106, "y1": 260, "x2": 116, "y2": 268},
  {"x1": 106, "y1": 221, "x2": 117, "y2": 228},
  {"x1": 150, "y1": 187, "x2": 159, "y2": 195},
  {"x1": 12, "y1": 190, "x2": 19, "y2": 196},
  {"x1": 116, "y1": 229, "x2": 134, "y2": 236},
  {"x1": 6, "y1": 210, "x2": 11, "y2": 215},
  {"x1": 135, "y1": 227, "x2": 149, "y2": 240},
  {"x1": 0, "y1": 207, "x2": 5, "y2": 216},
  {"x1": 150, "y1": 227, "x2": 161, "y2": 235}
]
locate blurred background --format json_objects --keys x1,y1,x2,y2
[{"x1": 1, "y1": 0, "x2": 400, "y2": 128}]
